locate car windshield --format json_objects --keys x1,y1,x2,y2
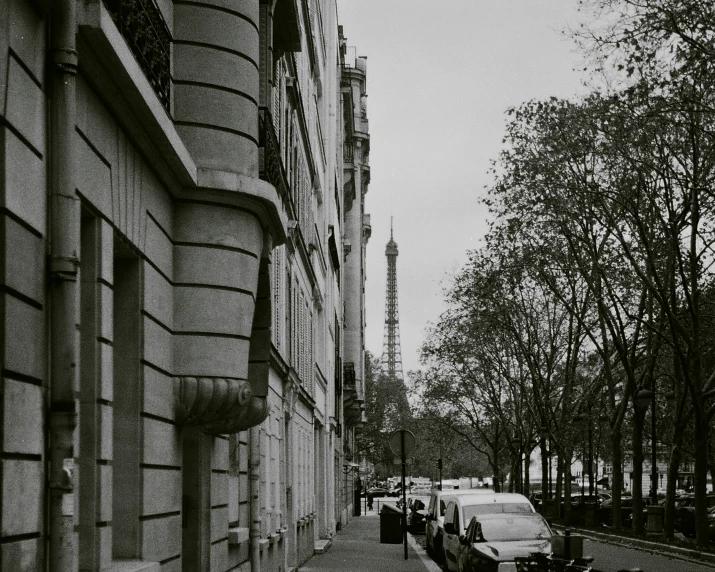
[
  {"x1": 478, "y1": 515, "x2": 551, "y2": 542},
  {"x1": 464, "y1": 503, "x2": 533, "y2": 522}
]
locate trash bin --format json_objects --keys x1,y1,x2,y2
[
  {"x1": 379, "y1": 504, "x2": 403, "y2": 544},
  {"x1": 584, "y1": 501, "x2": 598, "y2": 525}
]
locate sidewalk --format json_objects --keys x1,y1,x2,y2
[{"x1": 298, "y1": 511, "x2": 440, "y2": 572}]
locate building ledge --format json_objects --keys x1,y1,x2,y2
[
  {"x1": 187, "y1": 167, "x2": 288, "y2": 246},
  {"x1": 77, "y1": 0, "x2": 197, "y2": 191},
  {"x1": 107, "y1": 561, "x2": 160, "y2": 572},
  {"x1": 228, "y1": 527, "x2": 250, "y2": 545},
  {"x1": 314, "y1": 538, "x2": 332, "y2": 554}
]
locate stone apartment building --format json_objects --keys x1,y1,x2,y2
[
  {"x1": 0, "y1": 1, "x2": 369, "y2": 571},
  {"x1": 339, "y1": 33, "x2": 370, "y2": 523}
]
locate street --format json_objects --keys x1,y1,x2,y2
[{"x1": 584, "y1": 539, "x2": 715, "y2": 572}]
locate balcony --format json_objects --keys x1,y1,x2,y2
[
  {"x1": 259, "y1": 107, "x2": 292, "y2": 210},
  {"x1": 343, "y1": 141, "x2": 354, "y2": 164},
  {"x1": 342, "y1": 362, "x2": 363, "y2": 428},
  {"x1": 103, "y1": 0, "x2": 171, "y2": 112}
]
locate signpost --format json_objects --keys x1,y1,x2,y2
[{"x1": 389, "y1": 429, "x2": 416, "y2": 560}]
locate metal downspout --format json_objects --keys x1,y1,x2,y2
[
  {"x1": 250, "y1": 425, "x2": 262, "y2": 572},
  {"x1": 48, "y1": 1, "x2": 80, "y2": 571}
]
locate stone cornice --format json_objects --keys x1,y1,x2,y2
[{"x1": 178, "y1": 168, "x2": 288, "y2": 247}]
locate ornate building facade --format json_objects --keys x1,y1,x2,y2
[
  {"x1": 0, "y1": 1, "x2": 369, "y2": 571},
  {"x1": 339, "y1": 29, "x2": 371, "y2": 522}
]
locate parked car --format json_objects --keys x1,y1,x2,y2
[
  {"x1": 406, "y1": 495, "x2": 430, "y2": 534},
  {"x1": 366, "y1": 487, "x2": 392, "y2": 498},
  {"x1": 676, "y1": 494, "x2": 715, "y2": 538},
  {"x1": 708, "y1": 505, "x2": 715, "y2": 542},
  {"x1": 623, "y1": 494, "x2": 666, "y2": 529},
  {"x1": 598, "y1": 494, "x2": 635, "y2": 526},
  {"x1": 455, "y1": 512, "x2": 552, "y2": 572},
  {"x1": 441, "y1": 492, "x2": 536, "y2": 571},
  {"x1": 425, "y1": 489, "x2": 492, "y2": 563}
]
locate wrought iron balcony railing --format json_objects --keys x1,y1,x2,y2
[
  {"x1": 103, "y1": 0, "x2": 172, "y2": 112},
  {"x1": 259, "y1": 107, "x2": 292, "y2": 207},
  {"x1": 343, "y1": 141, "x2": 354, "y2": 164},
  {"x1": 343, "y1": 362, "x2": 356, "y2": 387}
]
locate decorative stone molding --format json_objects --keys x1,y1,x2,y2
[
  {"x1": 175, "y1": 377, "x2": 267, "y2": 434},
  {"x1": 202, "y1": 396, "x2": 268, "y2": 435},
  {"x1": 283, "y1": 373, "x2": 301, "y2": 416}
]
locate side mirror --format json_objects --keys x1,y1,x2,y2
[
  {"x1": 444, "y1": 522, "x2": 455, "y2": 535},
  {"x1": 459, "y1": 534, "x2": 468, "y2": 545},
  {"x1": 474, "y1": 522, "x2": 484, "y2": 542}
]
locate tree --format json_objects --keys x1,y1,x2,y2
[{"x1": 357, "y1": 351, "x2": 412, "y2": 479}]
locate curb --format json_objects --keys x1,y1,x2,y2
[
  {"x1": 406, "y1": 532, "x2": 442, "y2": 572},
  {"x1": 553, "y1": 525, "x2": 715, "y2": 566}
]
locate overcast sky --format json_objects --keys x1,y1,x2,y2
[{"x1": 336, "y1": 1, "x2": 589, "y2": 376}]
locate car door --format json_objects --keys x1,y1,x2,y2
[
  {"x1": 426, "y1": 495, "x2": 438, "y2": 551},
  {"x1": 458, "y1": 517, "x2": 476, "y2": 572},
  {"x1": 443, "y1": 501, "x2": 460, "y2": 571}
]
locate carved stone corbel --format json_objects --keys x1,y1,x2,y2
[{"x1": 175, "y1": 377, "x2": 255, "y2": 434}]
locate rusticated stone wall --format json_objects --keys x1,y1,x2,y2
[{"x1": 173, "y1": 0, "x2": 260, "y2": 176}]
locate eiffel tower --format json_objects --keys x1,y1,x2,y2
[{"x1": 380, "y1": 219, "x2": 404, "y2": 382}]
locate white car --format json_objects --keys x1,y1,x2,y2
[
  {"x1": 456, "y1": 513, "x2": 552, "y2": 572},
  {"x1": 441, "y1": 492, "x2": 536, "y2": 571},
  {"x1": 425, "y1": 489, "x2": 493, "y2": 563}
]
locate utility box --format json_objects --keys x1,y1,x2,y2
[
  {"x1": 647, "y1": 505, "x2": 664, "y2": 533},
  {"x1": 551, "y1": 532, "x2": 583, "y2": 560},
  {"x1": 379, "y1": 504, "x2": 402, "y2": 544}
]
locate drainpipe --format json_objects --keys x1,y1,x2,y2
[
  {"x1": 48, "y1": 1, "x2": 80, "y2": 571},
  {"x1": 250, "y1": 425, "x2": 262, "y2": 572}
]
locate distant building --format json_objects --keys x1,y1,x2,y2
[
  {"x1": 0, "y1": 1, "x2": 369, "y2": 571},
  {"x1": 339, "y1": 28, "x2": 371, "y2": 523}
]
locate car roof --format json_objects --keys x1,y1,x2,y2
[
  {"x1": 447, "y1": 492, "x2": 533, "y2": 505},
  {"x1": 431, "y1": 488, "x2": 493, "y2": 498},
  {"x1": 474, "y1": 512, "x2": 546, "y2": 521}
]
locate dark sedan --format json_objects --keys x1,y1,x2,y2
[
  {"x1": 676, "y1": 494, "x2": 715, "y2": 538},
  {"x1": 406, "y1": 495, "x2": 430, "y2": 534},
  {"x1": 456, "y1": 513, "x2": 552, "y2": 572}
]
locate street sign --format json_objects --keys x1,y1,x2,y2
[
  {"x1": 388, "y1": 428, "x2": 416, "y2": 561},
  {"x1": 389, "y1": 429, "x2": 415, "y2": 459}
]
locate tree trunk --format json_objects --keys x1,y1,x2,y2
[
  {"x1": 563, "y1": 449, "x2": 574, "y2": 523},
  {"x1": 524, "y1": 444, "x2": 532, "y2": 497},
  {"x1": 664, "y1": 433, "x2": 684, "y2": 538},
  {"x1": 541, "y1": 436, "x2": 549, "y2": 501},
  {"x1": 492, "y1": 442, "x2": 501, "y2": 493},
  {"x1": 508, "y1": 456, "x2": 516, "y2": 493},
  {"x1": 632, "y1": 408, "x2": 646, "y2": 534},
  {"x1": 694, "y1": 409, "x2": 710, "y2": 548},
  {"x1": 611, "y1": 429, "x2": 623, "y2": 530},
  {"x1": 555, "y1": 454, "x2": 564, "y2": 520}
]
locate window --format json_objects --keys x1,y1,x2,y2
[{"x1": 112, "y1": 237, "x2": 142, "y2": 558}]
